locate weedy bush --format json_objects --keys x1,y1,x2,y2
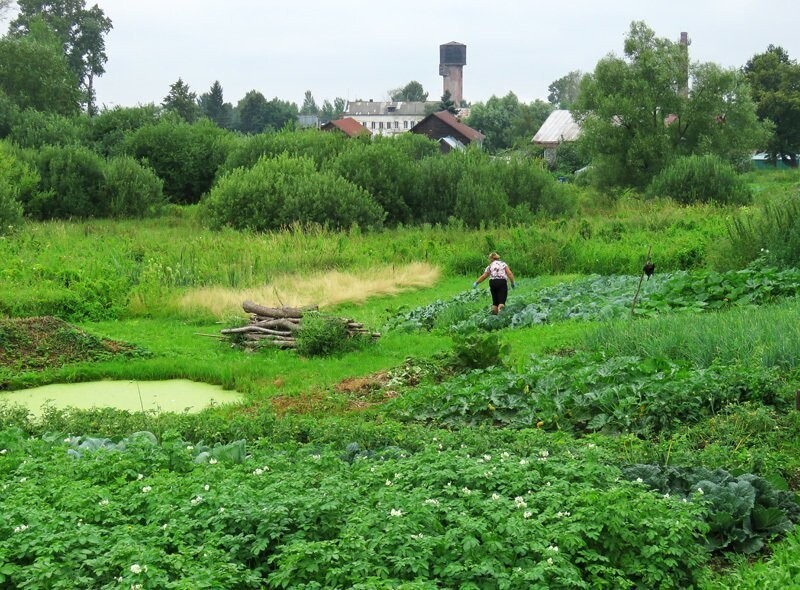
[
  {"x1": 717, "y1": 193, "x2": 800, "y2": 269},
  {"x1": 296, "y1": 312, "x2": 369, "y2": 357},
  {"x1": 647, "y1": 154, "x2": 752, "y2": 205},
  {"x1": 103, "y1": 156, "x2": 165, "y2": 218}
]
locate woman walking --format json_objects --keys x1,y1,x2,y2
[{"x1": 473, "y1": 252, "x2": 515, "y2": 314}]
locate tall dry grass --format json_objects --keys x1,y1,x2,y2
[{"x1": 176, "y1": 262, "x2": 441, "y2": 318}]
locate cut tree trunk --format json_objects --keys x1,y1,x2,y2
[{"x1": 242, "y1": 301, "x2": 316, "y2": 319}]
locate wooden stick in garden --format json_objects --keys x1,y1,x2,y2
[{"x1": 630, "y1": 245, "x2": 652, "y2": 317}]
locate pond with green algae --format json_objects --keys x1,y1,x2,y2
[{"x1": 0, "y1": 379, "x2": 243, "y2": 417}]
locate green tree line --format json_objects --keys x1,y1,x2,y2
[{"x1": 1, "y1": 10, "x2": 799, "y2": 238}]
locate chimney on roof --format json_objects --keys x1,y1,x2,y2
[{"x1": 439, "y1": 41, "x2": 467, "y2": 105}]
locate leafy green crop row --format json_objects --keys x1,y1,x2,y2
[
  {"x1": 388, "y1": 353, "x2": 789, "y2": 437},
  {"x1": 0, "y1": 429, "x2": 711, "y2": 589},
  {"x1": 389, "y1": 265, "x2": 800, "y2": 334}
]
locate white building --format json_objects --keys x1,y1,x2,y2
[{"x1": 343, "y1": 101, "x2": 439, "y2": 137}]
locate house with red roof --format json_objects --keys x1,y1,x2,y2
[{"x1": 320, "y1": 117, "x2": 371, "y2": 138}]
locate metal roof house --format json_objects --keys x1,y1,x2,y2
[
  {"x1": 532, "y1": 109, "x2": 581, "y2": 164},
  {"x1": 532, "y1": 110, "x2": 581, "y2": 148}
]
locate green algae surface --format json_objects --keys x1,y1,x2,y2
[{"x1": 0, "y1": 379, "x2": 243, "y2": 417}]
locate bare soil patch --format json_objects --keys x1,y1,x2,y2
[
  {"x1": 270, "y1": 371, "x2": 398, "y2": 416},
  {"x1": 0, "y1": 316, "x2": 146, "y2": 375}
]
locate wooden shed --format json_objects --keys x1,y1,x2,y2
[{"x1": 410, "y1": 111, "x2": 484, "y2": 152}]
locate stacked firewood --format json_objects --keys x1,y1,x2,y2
[{"x1": 220, "y1": 300, "x2": 379, "y2": 350}]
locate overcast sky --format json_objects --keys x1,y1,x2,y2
[{"x1": 27, "y1": 0, "x2": 800, "y2": 109}]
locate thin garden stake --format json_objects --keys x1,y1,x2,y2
[
  {"x1": 135, "y1": 380, "x2": 146, "y2": 414},
  {"x1": 631, "y1": 245, "x2": 652, "y2": 317}
]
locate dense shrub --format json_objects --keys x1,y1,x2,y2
[
  {"x1": 455, "y1": 171, "x2": 509, "y2": 228},
  {"x1": 550, "y1": 141, "x2": 591, "y2": 177},
  {"x1": 389, "y1": 131, "x2": 441, "y2": 160},
  {"x1": 492, "y1": 156, "x2": 557, "y2": 210},
  {"x1": 0, "y1": 142, "x2": 39, "y2": 230},
  {"x1": 647, "y1": 154, "x2": 752, "y2": 205},
  {"x1": 410, "y1": 151, "x2": 467, "y2": 224},
  {"x1": 412, "y1": 150, "x2": 574, "y2": 226},
  {"x1": 102, "y1": 156, "x2": 165, "y2": 218},
  {"x1": 0, "y1": 179, "x2": 22, "y2": 230},
  {"x1": 27, "y1": 144, "x2": 107, "y2": 218},
  {"x1": 219, "y1": 128, "x2": 353, "y2": 175},
  {"x1": 6, "y1": 109, "x2": 87, "y2": 149},
  {"x1": 203, "y1": 154, "x2": 384, "y2": 231},
  {"x1": 324, "y1": 135, "x2": 426, "y2": 225},
  {"x1": 124, "y1": 118, "x2": 233, "y2": 204},
  {"x1": 492, "y1": 156, "x2": 578, "y2": 217},
  {"x1": 87, "y1": 105, "x2": 161, "y2": 157},
  {"x1": 0, "y1": 91, "x2": 20, "y2": 138}
]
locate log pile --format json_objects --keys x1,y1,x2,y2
[{"x1": 220, "y1": 300, "x2": 380, "y2": 350}]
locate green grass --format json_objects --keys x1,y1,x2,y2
[
  {"x1": 704, "y1": 526, "x2": 800, "y2": 589},
  {"x1": 3, "y1": 299, "x2": 455, "y2": 399},
  {"x1": 3, "y1": 175, "x2": 800, "y2": 586},
  {"x1": 0, "y1": 197, "x2": 735, "y2": 321},
  {"x1": 584, "y1": 297, "x2": 800, "y2": 370}
]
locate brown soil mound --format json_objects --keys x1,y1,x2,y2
[
  {"x1": 0, "y1": 316, "x2": 145, "y2": 373},
  {"x1": 270, "y1": 371, "x2": 397, "y2": 416}
]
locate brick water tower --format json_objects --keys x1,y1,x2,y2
[{"x1": 439, "y1": 41, "x2": 466, "y2": 105}]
